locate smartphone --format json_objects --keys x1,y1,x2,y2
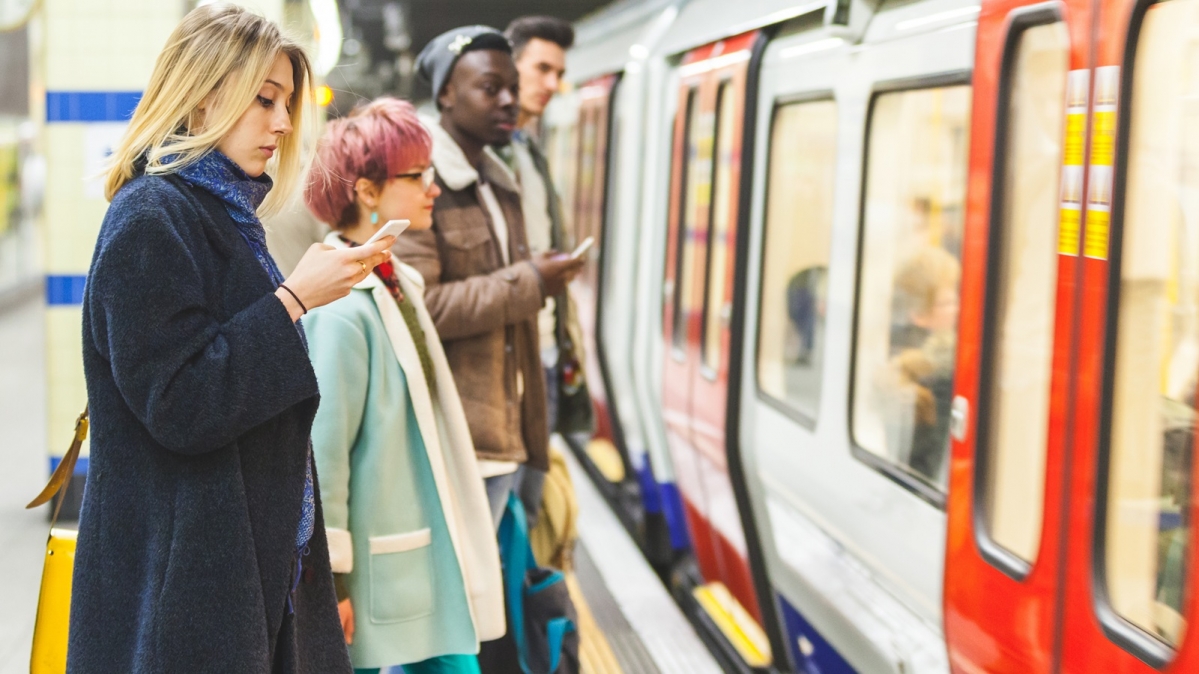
[
  {"x1": 365, "y1": 219, "x2": 410, "y2": 246},
  {"x1": 569, "y1": 236, "x2": 595, "y2": 260}
]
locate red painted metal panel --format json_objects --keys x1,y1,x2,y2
[
  {"x1": 943, "y1": 0, "x2": 1093, "y2": 670},
  {"x1": 1057, "y1": 0, "x2": 1199, "y2": 669}
]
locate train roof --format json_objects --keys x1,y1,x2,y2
[
  {"x1": 655, "y1": 0, "x2": 832, "y2": 56},
  {"x1": 566, "y1": 0, "x2": 682, "y2": 83}
]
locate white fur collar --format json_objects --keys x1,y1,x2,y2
[{"x1": 421, "y1": 115, "x2": 519, "y2": 194}]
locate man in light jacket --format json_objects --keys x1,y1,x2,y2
[
  {"x1": 498, "y1": 16, "x2": 596, "y2": 527},
  {"x1": 399, "y1": 26, "x2": 583, "y2": 528}
]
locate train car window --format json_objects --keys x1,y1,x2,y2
[
  {"x1": 576, "y1": 108, "x2": 602, "y2": 247},
  {"x1": 851, "y1": 85, "x2": 972, "y2": 493},
  {"x1": 701, "y1": 81, "x2": 738, "y2": 374},
  {"x1": 670, "y1": 89, "x2": 698, "y2": 349},
  {"x1": 672, "y1": 88, "x2": 712, "y2": 352},
  {"x1": 1101, "y1": 0, "x2": 1199, "y2": 648},
  {"x1": 979, "y1": 20, "x2": 1070, "y2": 566},
  {"x1": 756, "y1": 99, "x2": 838, "y2": 425}
]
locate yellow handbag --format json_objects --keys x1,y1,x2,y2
[{"x1": 26, "y1": 406, "x2": 89, "y2": 674}]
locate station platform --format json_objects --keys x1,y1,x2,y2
[{"x1": 0, "y1": 295, "x2": 720, "y2": 674}]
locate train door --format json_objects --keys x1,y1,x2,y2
[
  {"x1": 661, "y1": 31, "x2": 772, "y2": 666},
  {"x1": 570, "y1": 74, "x2": 635, "y2": 483},
  {"x1": 1056, "y1": 0, "x2": 1199, "y2": 669},
  {"x1": 943, "y1": 0, "x2": 1092, "y2": 670}
]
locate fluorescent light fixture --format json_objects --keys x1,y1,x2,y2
[
  {"x1": 309, "y1": 0, "x2": 343, "y2": 77},
  {"x1": 629, "y1": 43, "x2": 649, "y2": 60},
  {"x1": 937, "y1": 19, "x2": 978, "y2": 33},
  {"x1": 778, "y1": 37, "x2": 845, "y2": 60},
  {"x1": 895, "y1": 5, "x2": 980, "y2": 31},
  {"x1": 757, "y1": 1, "x2": 828, "y2": 28}
]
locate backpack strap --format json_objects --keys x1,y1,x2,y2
[
  {"x1": 546, "y1": 617, "x2": 576, "y2": 674},
  {"x1": 499, "y1": 492, "x2": 534, "y2": 674}
]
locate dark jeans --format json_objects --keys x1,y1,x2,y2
[{"x1": 513, "y1": 366, "x2": 558, "y2": 530}]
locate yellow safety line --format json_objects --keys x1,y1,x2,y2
[
  {"x1": 566, "y1": 571, "x2": 624, "y2": 674},
  {"x1": 692, "y1": 582, "x2": 772, "y2": 668}
]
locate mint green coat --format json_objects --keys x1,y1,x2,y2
[{"x1": 307, "y1": 236, "x2": 506, "y2": 669}]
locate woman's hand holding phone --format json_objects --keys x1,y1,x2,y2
[{"x1": 275, "y1": 238, "x2": 395, "y2": 321}]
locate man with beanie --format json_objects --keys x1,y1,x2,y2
[
  {"x1": 399, "y1": 26, "x2": 584, "y2": 529},
  {"x1": 497, "y1": 17, "x2": 594, "y2": 530}
]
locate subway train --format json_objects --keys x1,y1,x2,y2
[{"x1": 537, "y1": 0, "x2": 1199, "y2": 671}]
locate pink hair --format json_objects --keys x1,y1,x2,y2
[{"x1": 305, "y1": 97, "x2": 433, "y2": 229}]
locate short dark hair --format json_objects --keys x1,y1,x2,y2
[{"x1": 505, "y1": 16, "x2": 574, "y2": 57}]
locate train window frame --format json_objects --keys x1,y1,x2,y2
[
  {"x1": 699, "y1": 78, "x2": 737, "y2": 381},
  {"x1": 753, "y1": 90, "x2": 838, "y2": 432},
  {"x1": 972, "y1": 2, "x2": 1069, "y2": 582},
  {"x1": 847, "y1": 70, "x2": 973, "y2": 510},
  {"x1": 670, "y1": 86, "x2": 700, "y2": 361},
  {"x1": 1091, "y1": 0, "x2": 1198, "y2": 664}
]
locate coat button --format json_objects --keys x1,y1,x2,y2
[
  {"x1": 303, "y1": 567, "x2": 315, "y2": 583},
  {"x1": 505, "y1": 344, "x2": 513, "y2": 353}
]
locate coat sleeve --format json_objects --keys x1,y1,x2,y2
[
  {"x1": 87, "y1": 192, "x2": 318, "y2": 455},
  {"x1": 305, "y1": 306, "x2": 370, "y2": 574},
  {"x1": 395, "y1": 227, "x2": 545, "y2": 341}
]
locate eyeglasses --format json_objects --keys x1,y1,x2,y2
[{"x1": 396, "y1": 166, "x2": 436, "y2": 191}]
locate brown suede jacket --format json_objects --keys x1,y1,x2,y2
[{"x1": 393, "y1": 120, "x2": 549, "y2": 471}]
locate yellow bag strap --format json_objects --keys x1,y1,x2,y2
[{"x1": 26, "y1": 405, "x2": 90, "y2": 529}]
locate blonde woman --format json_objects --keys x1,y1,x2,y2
[
  {"x1": 304, "y1": 98, "x2": 505, "y2": 674},
  {"x1": 71, "y1": 5, "x2": 392, "y2": 672}
]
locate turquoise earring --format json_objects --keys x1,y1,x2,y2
[{"x1": 371, "y1": 211, "x2": 378, "y2": 225}]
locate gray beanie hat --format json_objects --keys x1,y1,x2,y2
[{"x1": 416, "y1": 26, "x2": 512, "y2": 104}]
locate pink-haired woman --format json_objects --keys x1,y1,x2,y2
[{"x1": 303, "y1": 98, "x2": 505, "y2": 674}]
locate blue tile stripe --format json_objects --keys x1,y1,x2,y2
[
  {"x1": 46, "y1": 91, "x2": 142, "y2": 123},
  {"x1": 49, "y1": 456, "x2": 89, "y2": 475},
  {"x1": 46, "y1": 275, "x2": 86, "y2": 305}
]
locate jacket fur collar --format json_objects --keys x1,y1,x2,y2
[{"x1": 422, "y1": 115, "x2": 519, "y2": 194}]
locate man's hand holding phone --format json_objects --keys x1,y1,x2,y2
[{"x1": 532, "y1": 248, "x2": 585, "y2": 297}]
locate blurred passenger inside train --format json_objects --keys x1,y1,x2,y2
[
  {"x1": 303, "y1": 98, "x2": 505, "y2": 674},
  {"x1": 883, "y1": 246, "x2": 961, "y2": 483},
  {"x1": 785, "y1": 266, "x2": 828, "y2": 367},
  {"x1": 398, "y1": 26, "x2": 584, "y2": 529},
  {"x1": 72, "y1": 5, "x2": 395, "y2": 672},
  {"x1": 495, "y1": 15, "x2": 595, "y2": 527}
]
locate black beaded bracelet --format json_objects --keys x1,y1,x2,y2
[{"x1": 279, "y1": 284, "x2": 308, "y2": 315}]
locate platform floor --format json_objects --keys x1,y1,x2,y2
[
  {"x1": 0, "y1": 296, "x2": 719, "y2": 674},
  {"x1": 0, "y1": 296, "x2": 49, "y2": 674}
]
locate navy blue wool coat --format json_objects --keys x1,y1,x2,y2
[{"x1": 70, "y1": 174, "x2": 352, "y2": 674}]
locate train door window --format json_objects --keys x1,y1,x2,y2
[
  {"x1": 979, "y1": 19, "x2": 1070, "y2": 566},
  {"x1": 756, "y1": 98, "x2": 838, "y2": 425},
  {"x1": 701, "y1": 82, "x2": 738, "y2": 373},
  {"x1": 577, "y1": 108, "x2": 602, "y2": 246},
  {"x1": 671, "y1": 88, "x2": 712, "y2": 352},
  {"x1": 851, "y1": 84, "x2": 972, "y2": 495},
  {"x1": 1101, "y1": 0, "x2": 1199, "y2": 648}
]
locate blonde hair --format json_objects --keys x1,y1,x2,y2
[{"x1": 104, "y1": 3, "x2": 313, "y2": 217}]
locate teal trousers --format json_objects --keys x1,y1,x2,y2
[{"x1": 354, "y1": 653, "x2": 481, "y2": 674}]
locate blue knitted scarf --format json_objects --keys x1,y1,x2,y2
[{"x1": 172, "y1": 150, "x2": 316, "y2": 606}]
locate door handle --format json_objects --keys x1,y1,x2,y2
[{"x1": 951, "y1": 395, "x2": 969, "y2": 442}]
